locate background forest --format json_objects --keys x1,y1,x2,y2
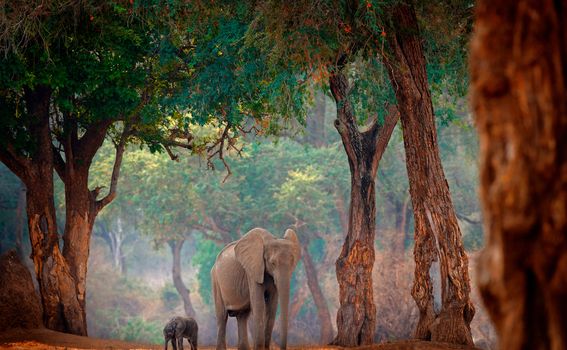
[
  {"x1": 1, "y1": 0, "x2": 563, "y2": 348},
  {"x1": 0, "y1": 92, "x2": 494, "y2": 347}
]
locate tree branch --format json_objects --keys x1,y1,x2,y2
[
  {"x1": 191, "y1": 226, "x2": 226, "y2": 245},
  {"x1": 206, "y1": 122, "x2": 233, "y2": 183},
  {"x1": 330, "y1": 71, "x2": 363, "y2": 168},
  {"x1": 95, "y1": 124, "x2": 130, "y2": 212},
  {"x1": 456, "y1": 212, "x2": 481, "y2": 226},
  {"x1": 76, "y1": 118, "x2": 114, "y2": 163},
  {"x1": 0, "y1": 144, "x2": 29, "y2": 180},
  {"x1": 370, "y1": 104, "x2": 400, "y2": 175}
]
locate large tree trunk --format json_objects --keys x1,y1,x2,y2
[
  {"x1": 470, "y1": 1, "x2": 567, "y2": 349},
  {"x1": 0, "y1": 86, "x2": 86, "y2": 335},
  {"x1": 383, "y1": 2, "x2": 474, "y2": 345},
  {"x1": 62, "y1": 170, "x2": 98, "y2": 334},
  {"x1": 26, "y1": 180, "x2": 85, "y2": 335},
  {"x1": 169, "y1": 239, "x2": 196, "y2": 317},
  {"x1": 56, "y1": 117, "x2": 126, "y2": 335},
  {"x1": 302, "y1": 245, "x2": 333, "y2": 343},
  {"x1": 329, "y1": 71, "x2": 398, "y2": 347}
]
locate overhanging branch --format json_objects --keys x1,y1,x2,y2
[{"x1": 0, "y1": 143, "x2": 30, "y2": 181}]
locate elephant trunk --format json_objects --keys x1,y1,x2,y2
[{"x1": 276, "y1": 273, "x2": 291, "y2": 350}]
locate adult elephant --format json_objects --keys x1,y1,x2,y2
[{"x1": 211, "y1": 228, "x2": 301, "y2": 350}]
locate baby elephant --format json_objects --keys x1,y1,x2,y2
[{"x1": 163, "y1": 316, "x2": 198, "y2": 350}]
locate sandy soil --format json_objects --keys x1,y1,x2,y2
[{"x1": 0, "y1": 328, "x2": 481, "y2": 350}]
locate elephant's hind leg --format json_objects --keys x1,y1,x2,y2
[
  {"x1": 236, "y1": 310, "x2": 251, "y2": 350},
  {"x1": 213, "y1": 275, "x2": 228, "y2": 350},
  {"x1": 264, "y1": 288, "x2": 278, "y2": 349}
]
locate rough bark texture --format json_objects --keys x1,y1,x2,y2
[
  {"x1": 470, "y1": 1, "x2": 567, "y2": 349},
  {"x1": 169, "y1": 239, "x2": 196, "y2": 317},
  {"x1": 0, "y1": 86, "x2": 86, "y2": 335},
  {"x1": 0, "y1": 250, "x2": 42, "y2": 330},
  {"x1": 59, "y1": 117, "x2": 112, "y2": 334},
  {"x1": 329, "y1": 71, "x2": 399, "y2": 347},
  {"x1": 382, "y1": 2, "x2": 474, "y2": 345},
  {"x1": 55, "y1": 117, "x2": 127, "y2": 335},
  {"x1": 302, "y1": 245, "x2": 334, "y2": 344}
]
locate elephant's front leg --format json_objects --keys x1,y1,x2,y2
[
  {"x1": 250, "y1": 283, "x2": 266, "y2": 350},
  {"x1": 264, "y1": 286, "x2": 278, "y2": 348},
  {"x1": 213, "y1": 278, "x2": 228, "y2": 350},
  {"x1": 236, "y1": 311, "x2": 250, "y2": 350}
]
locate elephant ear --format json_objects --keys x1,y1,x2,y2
[
  {"x1": 284, "y1": 229, "x2": 301, "y2": 266},
  {"x1": 235, "y1": 228, "x2": 270, "y2": 284}
]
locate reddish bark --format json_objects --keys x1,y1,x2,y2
[
  {"x1": 471, "y1": 1, "x2": 567, "y2": 349},
  {"x1": 0, "y1": 86, "x2": 85, "y2": 334},
  {"x1": 383, "y1": 2, "x2": 474, "y2": 345},
  {"x1": 54, "y1": 116, "x2": 129, "y2": 334},
  {"x1": 329, "y1": 70, "x2": 399, "y2": 347}
]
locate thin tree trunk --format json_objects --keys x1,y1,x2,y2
[
  {"x1": 383, "y1": 2, "x2": 474, "y2": 345},
  {"x1": 302, "y1": 246, "x2": 334, "y2": 343},
  {"x1": 96, "y1": 220, "x2": 127, "y2": 275},
  {"x1": 288, "y1": 283, "x2": 309, "y2": 322},
  {"x1": 329, "y1": 70, "x2": 399, "y2": 347},
  {"x1": 114, "y1": 217, "x2": 126, "y2": 275},
  {"x1": 389, "y1": 192, "x2": 407, "y2": 254},
  {"x1": 471, "y1": 1, "x2": 567, "y2": 349},
  {"x1": 169, "y1": 239, "x2": 196, "y2": 317}
]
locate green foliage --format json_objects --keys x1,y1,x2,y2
[
  {"x1": 116, "y1": 316, "x2": 163, "y2": 344},
  {"x1": 161, "y1": 282, "x2": 180, "y2": 310},
  {"x1": 191, "y1": 238, "x2": 221, "y2": 306},
  {"x1": 0, "y1": 1, "x2": 191, "y2": 152},
  {"x1": 87, "y1": 262, "x2": 163, "y2": 343},
  {"x1": 185, "y1": 9, "x2": 309, "y2": 134}
]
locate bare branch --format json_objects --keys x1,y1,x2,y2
[
  {"x1": 206, "y1": 122, "x2": 234, "y2": 183},
  {"x1": 95, "y1": 124, "x2": 131, "y2": 212},
  {"x1": 164, "y1": 145, "x2": 179, "y2": 161},
  {"x1": 456, "y1": 213, "x2": 481, "y2": 226}
]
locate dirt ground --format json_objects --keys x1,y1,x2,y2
[{"x1": 0, "y1": 328, "x2": 481, "y2": 350}]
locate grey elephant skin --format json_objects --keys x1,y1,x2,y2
[
  {"x1": 163, "y1": 316, "x2": 198, "y2": 350},
  {"x1": 211, "y1": 228, "x2": 301, "y2": 350}
]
